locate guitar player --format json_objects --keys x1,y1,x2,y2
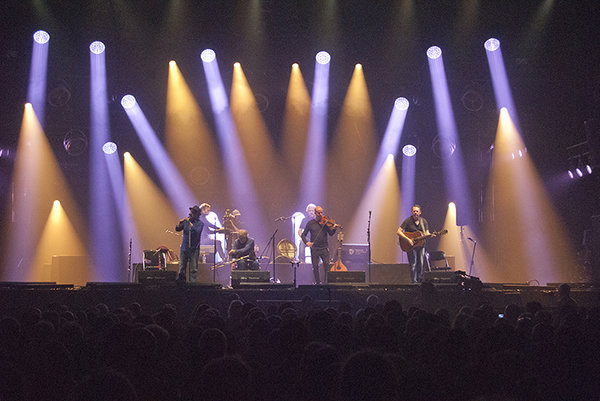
[{"x1": 397, "y1": 204, "x2": 436, "y2": 283}]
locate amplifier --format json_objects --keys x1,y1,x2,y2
[
  {"x1": 327, "y1": 270, "x2": 366, "y2": 283},
  {"x1": 231, "y1": 270, "x2": 270, "y2": 287}
]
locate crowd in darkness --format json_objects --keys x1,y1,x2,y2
[{"x1": 0, "y1": 284, "x2": 598, "y2": 401}]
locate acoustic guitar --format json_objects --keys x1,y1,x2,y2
[{"x1": 397, "y1": 229, "x2": 448, "y2": 252}]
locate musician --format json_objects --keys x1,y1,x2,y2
[
  {"x1": 198, "y1": 203, "x2": 227, "y2": 261},
  {"x1": 297, "y1": 203, "x2": 316, "y2": 262},
  {"x1": 175, "y1": 205, "x2": 204, "y2": 282},
  {"x1": 397, "y1": 204, "x2": 433, "y2": 283},
  {"x1": 301, "y1": 206, "x2": 338, "y2": 284},
  {"x1": 228, "y1": 229, "x2": 259, "y2": 270},
  {"x1": 222, "y1": 209, "x2": 242, "y2": 252}
]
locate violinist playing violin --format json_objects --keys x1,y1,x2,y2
[{"x1": 301, "y1": 206, "x2": 339, "y2": 284}]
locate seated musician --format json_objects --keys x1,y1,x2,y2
[
  {"x1": 228, "y1": 229, "x2": 259, "y2": 270},
  {"x1": 222, "y1": 208, "x2": 242, "y2": 253}
]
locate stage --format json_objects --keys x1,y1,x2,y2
[{"x1": 0, "y1": 278, "x2": 597, "y2": 321}]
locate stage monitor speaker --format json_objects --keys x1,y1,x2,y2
[
  {"x1": 327, "y1": 270, "x2": 365, "y2": 283},
  {"x1": 422, "y1": 270, "x2": 457, "y2": 284},
  {"x1": 231, "y1": 270, "x2": 270, "y2": 287},
  {"x1": 369, "y1": 264, "x2": 411, "y2": 284},
  {"x1": 138, "y1": 270, "x2": 177, "y2": 285}
]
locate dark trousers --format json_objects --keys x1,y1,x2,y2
[
  {"x1": 179, "y1": 248, "x2": 199, "y2": 282},
  {"x1": 310, "y1": 247, "x2": 330, "y2": 284},
  {"x1": 235, "y1": 259, "x2": 259, "y2": 270},
  {"x1": 407, "y1": 246, "x2": 426, "y2": 283}
]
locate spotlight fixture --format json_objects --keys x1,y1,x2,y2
[
  {"x1": 121, "y1": 95, "x2": 136, "y2": 109},
  {"x1": 63, "y1": 129, "x2": 88, "y2": 156},
  {"x1": 315, "y1": 51, "x2": 331, "y2": 65},
  {"x1": 484, "y1": 38, "x2": 501, "y2": 52},
  {"x1": 89, "y1": 41, "x2": 105, "y2": 54},
  {"x1": 102, "y1": 142, "x2": 117, "y2": 155},
  {"x1": 201, "y1": 49, "x2": 216, "y2": 63},
  {"x1": 394, "y1": 97, "x2": 409, "y2": 111},
  {"x1": 402, "y1": 144, "x2": 417, "y2": 157},
  {"x1": 426, "y1": 46, "x2": 442, "y2": 59},
  {"x1": 568, "y1": 170, "x2": 574, "y2": 179},
  {"x1": 586, "y1": 164, "x2": 593, "y2": 174},
  {"x1": 33, "y1": 30, "x2": 50, "y2": 44}
]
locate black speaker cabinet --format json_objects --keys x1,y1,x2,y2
[
  {"x1": 138, "y1": 270, "x2": 177, "y2": 285},
  {"x1": 369, "y1": 264, "x2": 411, "y2": 284},
  {"x1": 327, "y1": 270, "x2": 366, "y2": 283},
  {"x1": 422, "y1": 270, "x2": 457, "y2": 284},
  {"x1": 231, "y1": 270, "x2": 270, "y2": 287}
]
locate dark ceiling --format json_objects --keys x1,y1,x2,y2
[{"x1": 1, "y1": 0, "x2": 599, "y2": 240}]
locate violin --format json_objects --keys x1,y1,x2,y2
[{"x1": 319, "y1": 214, "x2": 343, "y2": 229}]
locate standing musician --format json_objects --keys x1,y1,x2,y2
[
  {"x1": 301, "y1": 206, "x2": 339, "y2": 284},
  {"x1": 198, "y1": 203, "x2": 227, "y2": 261},
  {"x1": 397, "y1": 204, "x2": 435, "y2": 283},
  {"x1": 175, "y1": 205, "x2": 204, "y2": 282},
  {"x1": 228, "y1": 229, "x2": 259, "y2": 270}
]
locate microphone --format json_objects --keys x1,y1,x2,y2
[{"x1": 467, "y1": 237, "x2": 476, "y2": 243}]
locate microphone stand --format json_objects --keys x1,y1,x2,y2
[
  {"x1": 468, "y1": 239, "x2": 477, "y2": 276},
  {"x1": 367, "y1": 211, "x2": 372, "y2": 283},
  {"x1": 213, "y1": 230, "x2": 217, "y2": 283},
  {"x1": 261, "y1": 229, "x2": 278, "y2": 282},
  {"x1": 127, "y1": 238, "x2": 132, "y2": 283}
]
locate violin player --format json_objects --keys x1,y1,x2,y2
[{"x1": 300, "y1": 206, "x2": 340, "y2": 284}]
